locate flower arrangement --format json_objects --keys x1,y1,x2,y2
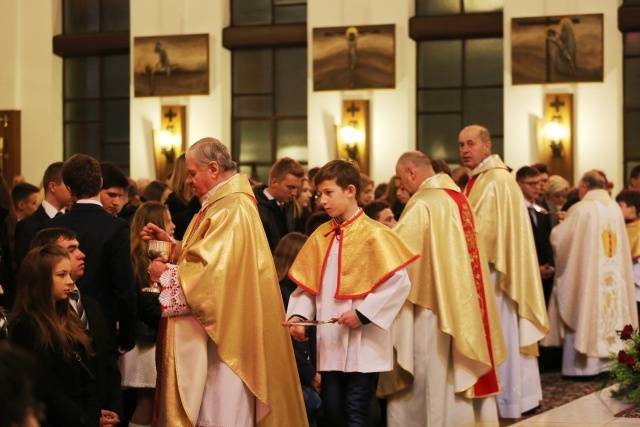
[{"x1": 610, "y1": 324, "x2": 640, "y2": 403}]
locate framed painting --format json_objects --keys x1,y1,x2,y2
[
  {"x1": 313, "y1": 24, "x2": 395, "y2": 91},
  {"x1": 134, "y1": 34, "x2": 209, "y2": 97},
  {"x1": 511, "y1": 14, "x2": 603, "y2": 85}
]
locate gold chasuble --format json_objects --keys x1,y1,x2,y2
[
  {"x1": 465, "y1": 155, "x2": 549, "y2": 354},
  {"x1": 379, "y1": 174, "x2": 506, "y2": 399},
  {"x1": 288, "y1": 210, "x2": 419, "y2": 298},
  {"x1": 627, "y1": 218, "x2": 640, "y2": 260},
  {"x1": 156, "y1": 175, "x2": 307, "y2": 427}
]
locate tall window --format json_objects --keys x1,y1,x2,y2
[
  {"x1": 414, "y1": 0, "x2": 503, "y2": 162},
  {"x1": 417, "y1": 39, "x2": 503, "y2": 162},
  {"x1": 624, "y1": 32, "x2": 640, "y2": 179},
  {"x1": 228, "y1": 0, "x2": 307, "y2": 182},
  {"x1": 60, "y1": 0, "x2": 130, "y2": 174}
]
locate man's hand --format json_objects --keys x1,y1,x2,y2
[
  {"x1": 281, "y1": 318, "x2": 308, "y2": 342},
  {"x1": 555, "y1": 211, "x2": 567, "y2": 222},
  {"x1": 311, "y1": 372, "x2": 321, "y2": 394},
  {"x1": 99, "y1": 409, "x2": 120, "y2": 426},
  {"x1": 540, "y1": 264, "x2": 555, "y2": 280},
  {"x1": 141, "y1": 222, "x2": 172, "y2": 243},
  {"x1": 337, "y1": 310, "x2": 361, "y2": 329},
  {"x1": 148, "y1": 259, "x2": 167, "y2": 283}
]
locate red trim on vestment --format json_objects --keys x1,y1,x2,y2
[{"x1": 445, "y1": 189, "x2": 500, "y2": 397}]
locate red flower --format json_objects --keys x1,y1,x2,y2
[
  {"x1": 619, "y1": 350, "x2": 628, "y2": 363},
  {"x1": 625, "y1": 354, "x2": 637, "y2": 368},
  {"x1": 636, "y1": 341, "x2": 640, "y2": 351},
  {"x1": 621, "y1": 324, "x2": 634, "y2": 340}
]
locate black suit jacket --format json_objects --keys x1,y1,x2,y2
[
  {"x1": 528, "y1": 207, "x2": 555, "y2": 305},
  {"x1": 83, "y1": 294, "x2": 123, "y2": 418},
  {"x1": 253, "y1": 185, "x2": 294, "y2": 252},
  {"x1": 46, "y1": 203, "x2": 137, "y2": 351},
  {"x1": 15, "y1": 204, "x2": 51, "y2": 266}
]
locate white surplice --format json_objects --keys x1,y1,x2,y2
[{"x1": 286, "y1": 237, "x2": 411, "y2": 373}]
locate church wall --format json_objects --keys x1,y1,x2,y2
[
  {"x1": 130, "y1": 0, "x2": 231, "y2": 180},
  {"x1": 504, "y1": 0, "x2": 624, "y2": 190},
  {"x1": 0, "y1": 0, "x2": 63, "y2": 184},
  {"x1": 307, "y1": 0, "x2": 416, "y2": 184}
]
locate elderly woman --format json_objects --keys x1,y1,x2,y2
[{"x1": 545, "y1": 175, "x2": 570, "y2": 227}]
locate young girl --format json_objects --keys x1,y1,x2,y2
[
  {"x1": 10, "y1": 244, "x2": 101, "y2": 427},
  {"x1": 121, "y1": 201, "x2": 175, "y2": 427},
  {"x1": 274, "y1": 232, "x2": 322, "y2": 421}
]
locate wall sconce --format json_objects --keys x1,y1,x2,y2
[
  {"x1": 335, "y1": 100, "x2": 370, "y2": 174},
  {"x1": 152, "y1": 106, "x2": 186, "y2": 180},
  {"x1": 538, "y1": 94, "x2": 573, "y2": 183}
]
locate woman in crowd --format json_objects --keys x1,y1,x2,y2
[
  {"x1": 545, "y1": 175, "x2": 570, "y2": 227},
  {"x1": 358, "y1": 173, "x2": 374, "y2": 207},
  {"x1": 142, "y1": 181, "x2": 171, "y2": 205},
  {"x1": 273, "y1": 232, "x2": 321, "y2": 422},
  {"x1": 9, "y1": 245, "x2": 101, "y2": 427},
  {"x1": 166, "y1": 153, "x2": 192, "y2": 217},
  {"x1": 293, "y1": 177, "x2": 313, "y2": 233},
  {"x1": 121, "y1": 201, "x2": 175, "y2": 427}
]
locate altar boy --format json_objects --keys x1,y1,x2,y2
[{"x1": 284, "y1": 159, "x2": 418, "y2": 426}]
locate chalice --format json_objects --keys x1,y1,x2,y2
[{"x1": 141, "y1": 240, "x2": 174, "y2": 294}]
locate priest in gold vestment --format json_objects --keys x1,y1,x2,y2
[
  {"x1": 146, "y1": 138, "x2": 307, "y2": 427},
  {"x1": 459, "y1": 125, "x2": 549, "y2": 419},
  {"x1": 547, "y1": 171, "x2": 638, "y2": 376},
  {"x1": 379, "y1": 151, "x2": 506, "y2": 427}
]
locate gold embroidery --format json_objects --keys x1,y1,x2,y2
[{"x1": 601, "y1": 220, "x2": 617, "y2": 258}]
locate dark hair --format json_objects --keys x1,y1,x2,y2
[
  {"x1": 314, "y1": 159, "x2": 361, "y2": 197},
  {"x1": 273, "y1": 232, "x2": 308, "y2": 281},
  {"x1": 62, "y1": 154, "x2": 102, "y2": 199},
  {"x1": 581, "y1": 171, "x2": 607, "y2": 190},
  {"x1": 0, "y1": 341, "x2": 41, "y2": 427},
  {"x1": 531, "y1": 163, "x2": 549, "y2": 175},
  {"x1": 308, "y1": 167, "x2": 321, "y2": 184},
  {"x1": 630, "y1": 165, "x2": 640, "y2": 180},
  {"x1": 31, "y1": 227, "x2": 77, "y2": 250},
  {"x1": 100, "y1": 162, "x2": 129, "y2": 190},
  {"x1": 363, "y1": 201, "x2": 390, "y2": 221},
  {"x1": 431, "y1": 158, "x2": 452, "y2": 176},
  {"x1": 374, "y1": 183, "x2": 388, "y2": 200},
  {"x1": 269, "y1": 157, "x2": 305, "y2": 182},
  {"x1": 42, "y1": 162, "x2": 65, "y2": 194},
  {"x1": 516, "y1": 166, "x2": 541, "y2": 182},
  {"x1": 10, "y1": 244, "x2": 93, "y2": 360},
  {"x1": 142, "y1": 180, "x2": 170, "y2": 202},
  {"x1": 305, "y1": 210, "x2": 331, "y2": 236},
  {"x1": 11, "y1": 182, "x2": 39, "y2": 208},
  {"x1": 616, "y1": 189, "x2": 640, "y2": 213}
]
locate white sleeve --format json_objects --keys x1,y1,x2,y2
[
  {"x1": 356, "y1": 268, "x2": 411, "y2": 331},
  {"x1": 286, "y1": 286, "x2": 316, "y2": 321}
]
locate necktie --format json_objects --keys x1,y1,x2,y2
[{"x1": 69, "y1": 289, "x2": 88, "y2": 329}]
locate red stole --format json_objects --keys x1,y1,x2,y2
[{"x1": 444, "y1": 189, "x2": 500, "y2": 397}]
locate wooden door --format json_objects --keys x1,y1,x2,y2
[{"x1": 0, "y1": 111, "x2": 21, "y2": 185}]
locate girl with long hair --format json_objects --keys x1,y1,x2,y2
[
  {"x1": 293, "y1": 177, "x2": 313, "y2": 233},
  {"x1": 166, "y1": 153, "x2": 193, "y2": 217},
  {"x1": 121, "y1": 201, "x2": 175, "y2": 427},
  {"x1": 273, "y1": 232, "x2": 321, "y2": 421},
  {"x1": 9, "y1": 244, "x2": 100, "y2": 426}
]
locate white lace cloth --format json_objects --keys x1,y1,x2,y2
[{"x1": 159, "y1": 264, "x2": 189, "y2": 317}]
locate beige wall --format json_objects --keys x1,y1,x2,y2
[
  {"x1": 504, "y1": 0, "x2": 624, "y2": 190},
  {"x1": 130, "y1": 0, "x2": 231, "y2": 180},
  {"x1": 0, "y1": 0, "x2": 63, "y2": 185},
  {"x1": 307, "y1": 0, "x2": 416, "y2": 184},
  {"x1": 0, "y1": 0, "x2": 627, "y2": 189}
]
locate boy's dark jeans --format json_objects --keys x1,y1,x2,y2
[{"x1": 319, "y1": 371, "x2": 377, "y2": 427}]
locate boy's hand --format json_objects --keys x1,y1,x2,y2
[
  {"x1": 281, "y1": 318, "x2": 308, "y2": 342},
  {"x1": 337, "y1": 310, "x2": 362, "y2": 329}
]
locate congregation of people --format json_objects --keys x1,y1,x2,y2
[{"x1": 1, "y1": 124, "x2": 639, "y2": 427}]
